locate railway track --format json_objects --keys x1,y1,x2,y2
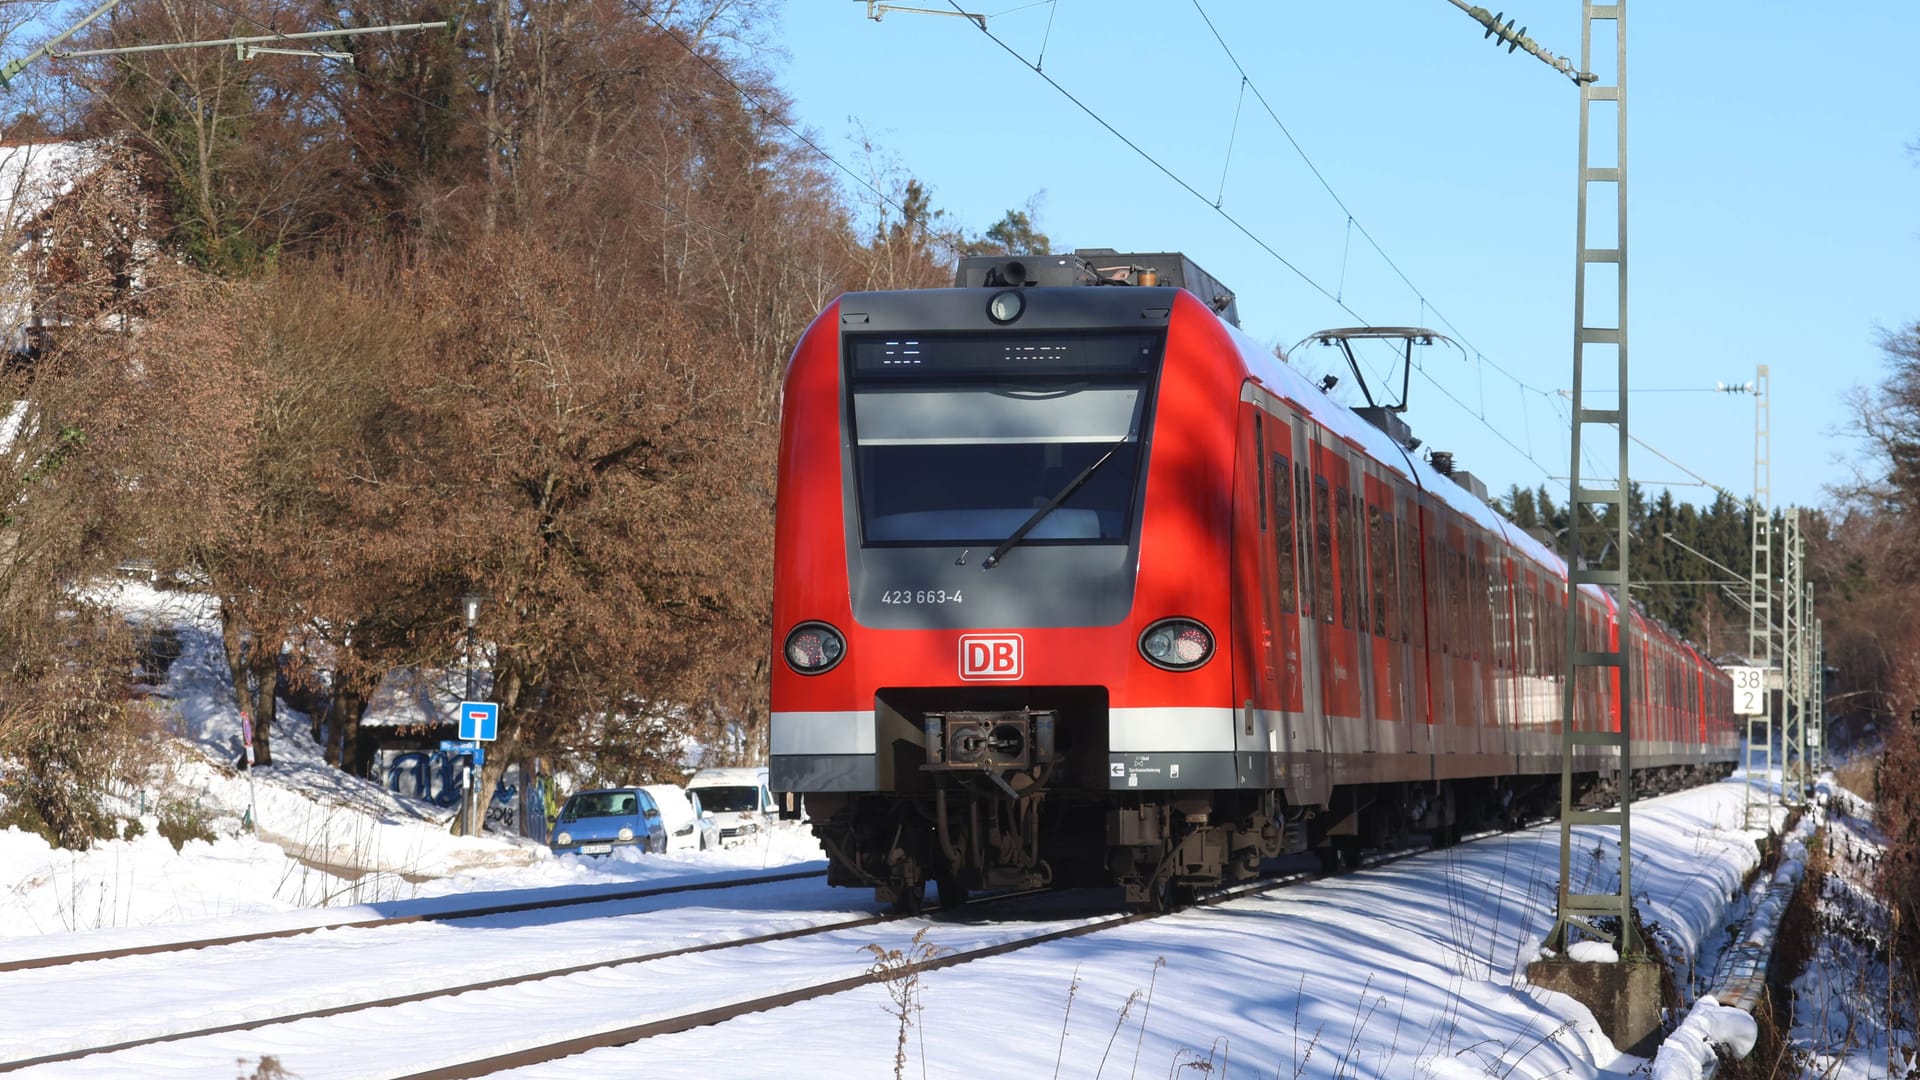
[
  {"x1": 389, "y1": 830, "x2": 1559, "y2": 1078},
  {"x1": 1, "y1": 878, "x2": 1076, "y2": 1077},
  {"x1": 0, "y1": 865, "x2": 827, "y2": 974},
  {"x1": 3, "y1": 818, "x2": 1561, "y2": 1077},
  {"x1": 3, "y1": 892, "x2": 890, "y2": 1073}
]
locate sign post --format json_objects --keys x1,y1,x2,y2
[
  {"x1": 455, "y1": 702, "x2": 497, "y2": 834},
  {"x1": 240, "y1": 711, "x2": 258, "y2": 833}
]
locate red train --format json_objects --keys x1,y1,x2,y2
[{"x1": 769, "y1": 250, "x2": 1737, "y2": 911}]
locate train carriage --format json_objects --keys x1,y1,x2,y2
[{"x1": 770, "y1": 251, "x2": 1738, "y2": 911}]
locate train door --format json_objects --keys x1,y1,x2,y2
[
  {"x1": 1694, "y1": 656, "x2": 1708, "y2": 749},
  {"x1": 1345, "y1": 457, "x2": 1379, "y2": 753},
  {"x1": 1234, "y1": 403, "x2": 1282, "y2": 782},
  {"x1": 1401, "y1": 492, "x2": 1433, "y2": 763},
  {"x1": 1364, "y1": 469, "x2": 1403, "y2": 752},
  {"x1": 1513, "y1": 566, "x2": 1542, "y2": 770},
  {"x1": 1472, "y1": 533, "x2": 1492, "y2": 755},
  {"x1": 1294, "y1": 425, "x2": 1326, "y2": 755},
  {"x1": 1321, "y1": 444, "x2": 1364, "y2": 751},
  {"x1": 1446, "y1": 520, "x2": 1477, "y2": 758},
  {"x1": 1491, "y1": 550, "x2": 1518, "y2": 764},
  {"x1": 1266, "y1": 412, "x2": 1306, "y2": 722},
  {"x1": 1423, "y1": 502, "x2": 1454, "y2": 736},
  {"x1": 1518, "y1": 567, "x2": 1550, "y2": 764}
]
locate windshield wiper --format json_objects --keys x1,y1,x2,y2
[{"x1": 981, "y1": 434, "x2": 1133, "y2": 570}]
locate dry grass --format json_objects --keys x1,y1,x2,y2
[{"x1": 1833, "y1": 758, "x2": 1878, "y2": 802}]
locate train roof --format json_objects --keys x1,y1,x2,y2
[
  {"x1": 1206, "y1": 304, "x2": 1722, "y2": 655},
  {"x1": 1212, "y1": 313, "x2": 1569, "y2": 576}
]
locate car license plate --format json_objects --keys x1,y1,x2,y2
[{"x1": 582, "y1": 843, "x2": 612, "y2": 855}]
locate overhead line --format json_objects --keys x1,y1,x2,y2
[
  {"x1": 1186, "y1": 0, "x2": 1559, "y2": 404},
  {"x1": 971, "y1": 1, "x2": 1751, "y2": 502},
  {"x1": 946, "y1": 0, "x2": 1563, "y2": 478}
]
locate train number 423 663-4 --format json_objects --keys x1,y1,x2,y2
[{"x1": 880, "y1": 589, "x2": 963, "y2": 605}]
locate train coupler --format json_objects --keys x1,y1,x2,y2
[{"x1": 921, "y1": 710, "x2": 1058, "y2": 789}]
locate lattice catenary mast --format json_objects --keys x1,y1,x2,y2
[{"x1": 1744, "y1": 367, "x2": 1773, "y2": 831}]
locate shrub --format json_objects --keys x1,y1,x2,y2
[
  {"x1": 0, "y1": 627, "x2": 158, "y2": 850},
  {"x1": 155, "y1": 798, "x2": 217, "y2": 851}
]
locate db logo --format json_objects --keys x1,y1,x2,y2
[{"x1": 959, "y1": 634, "x2": 1023, "y2": 681}]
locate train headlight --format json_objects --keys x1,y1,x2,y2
[
  {"x1": 986, "y1": 288, "x2": 1025, "y2": 324},
  {"x1": 1139, "y1": 618, "x2": 1215, "y2": 671},
  {"x1": 783, "y1": 621, "x2": 847, "y2": 674}
]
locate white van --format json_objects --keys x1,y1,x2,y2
[
  {"x1": 639, "y1": 784, "x2": 721, "y2": 853},
  {"x1": 686, "y1": 766, "x2": 774, "y2": 847}
]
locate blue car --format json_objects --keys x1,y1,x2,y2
[{"x1": 549, "y1": 787, "x2": 668, "y2": 856}]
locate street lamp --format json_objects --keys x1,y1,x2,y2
[
  {"x1": 460, "y1": 592, "x2": 483, "y2": 836},
  {"x1": 461, "y1": 592, "x2": 483, "y2": 701}
]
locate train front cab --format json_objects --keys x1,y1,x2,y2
[{"x1": 771, "y1": 283, "x2": 1275, "y2": 910}]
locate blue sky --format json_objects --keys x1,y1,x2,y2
[{"x1": 768, "y1": 2, "x2": 1919, "y2": 513}]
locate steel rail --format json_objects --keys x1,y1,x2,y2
[
  {"x1": 3, "y1": 883, "x2": 1051, "y2": 1073},
  {"x1": 0, "y1": 865, "x2": 825, "y2": 974},
  {"x1": 6, "y1": 789, "x2": 1697, "y2": 1074},
  {"x1": 392, "y1": 843, "x2": 1490, "y2": 1079},
  {"x1": 1, "y1": 900, "x2": 888, "y2": 1072}
]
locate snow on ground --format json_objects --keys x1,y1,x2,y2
[
  {"x1": 1, "y1": 580, "x2": 823, "y2": 945},
  {"x1": 1792, "y1": 779, "x2": 1917, "y2": 1079},
  {"x1": 503, "y1": 779, "x2": 1764, "y2": 1080},
  {"x1": 0, "y1": 778, "x2": 1764, "y2": 1079},
  {"x1": 2, "y1": 580, "x2": 1899, "y2": 1076}
]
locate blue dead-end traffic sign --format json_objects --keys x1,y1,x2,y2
[{"x1": 459, "y1": 701, "x2": 499, "y2": 741}]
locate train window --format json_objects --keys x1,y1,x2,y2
[
  {"x1": 1483, "y1": 553, "x2": 1498, "y2": 666},
  {"x1": 1359, "y1": 494, "x2": 1372, "y2": 633},
  {"x1": 1392, "y1": 515, "x2": 1408, "y2": 644},
  {"x1": 1524, "y1": 572, "x2": 1540, "y2": 676},
  {"x1": 1271, "y1": 453, "x2": 1295, "y2": 613},
  {"x1": 1367, "y1": 504, "x2": 1389, "y2": 639},
  {"x1": 1254, "y1": 414, "x2": 1267, "y2": 532},
  {"x1": 1313, "y1": 476, "x2": 1334, "y2": 623},
  {"x1": 848, "y1": 375, "x2": 1150, "y2": 547},
  {"x1": 1455, "y1": 548, "x2": 1469, "y2": 659},
  {"x1": 1467, "y1": 549, "x2": 1481, "y2": 663},
  {"x1": 1390, "y1": 507, "x2": 1405, "y2": 634},
  {"x1": 1555, "y1": 590, "x2": 1567, "y2": 675},
  {"x1": 1336, "y1": 487, "x2": 1358, "y2": 631},
  {"x1": 1481, "y1": 553, "x2": 1495, "y2": 667},
  {"x1": 1427, "y1": 531, "x2": 1444, "y2": 650},
  {"x1": 1400, "y1": 515, "x2": 1419, "y2": 647},
  {"x1": 1296, "y1": 463, "x2": 1313, "y2": 618}
]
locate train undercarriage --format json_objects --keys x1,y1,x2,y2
[
  {"x1": 807, "y1": 785, "x2": 1293, "y2": 913},
  {"x1": 801, "y1": 708, "x2": 1734, "y2": 913}
]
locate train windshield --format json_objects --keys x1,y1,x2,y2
[{"x1": 847, "y1": 332, "x2": 1159, "y2": 548}]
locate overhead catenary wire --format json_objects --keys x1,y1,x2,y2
[
  {"x1": 937, "y1": 1, "x2": 1571, "y2": 479},
  {"x1": 1186, "y1": 0, "x2": 1561, "y2": 405},
  {"x1": 954, "y1": 0, "x2": 1749, "y2": 502}
]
